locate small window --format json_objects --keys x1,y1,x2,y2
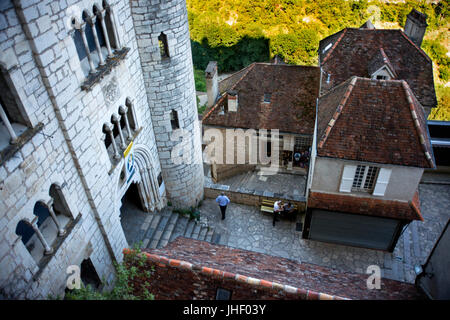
[
  {"x1": 158, "y1": 32, "x2": 169, "y2": 58},
  {"x1": 157, "y1": 172, "x2": 163, "y2": 186},
  {"x1": 352, "y1": 165, "x2": 379, "y2": 192},
  {"x1": 263, "y1": 93, "x2": 271, "y2": 103},
  {"x1": 376, "y1": 75, "x2": 387, "y2": 80},
  {"x1": 215, "y1": 288, "x2": 232, "y2": 300},
  {"x1": 170, "y1": 110, "x2": 179, "y2": 130}
]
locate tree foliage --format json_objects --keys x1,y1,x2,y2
[{"x1": 187, "y1": 0, "x2": 449, "y2": 119}]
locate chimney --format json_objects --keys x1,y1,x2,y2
[
  {"x1": 404, "y1": 9, "x2": 428, "y2": 47},
  {"x1": 205, "y1": 61, "x2": 219, "y2": 108},
  {"x1": 227, "y1": 90, "x2": 238, "y2": 112}
]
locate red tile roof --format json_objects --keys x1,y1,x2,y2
[
  {"x1": 129, "y1": 237, "x2": 424, "y2": 300},
  {"x1": 319, "y1": 28, "x2": 436, "y2": 109},
  {"x1": 202, "y1": 63, "x2": 320, "y2": 135},
  {"x1": 308, "y1": 191, "x2": 424, "y2": 221},
  {"x1": 317, "y1": 77, "x2": 435, "y2": 168}
]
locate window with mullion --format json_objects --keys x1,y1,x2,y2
[{"x1": 352, "y1": 165, "x2": 378, "y2": 192}]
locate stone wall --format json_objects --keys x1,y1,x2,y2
[
  {"x1": 131, "y1": 0, "x2": 204, "y2": 208},
  {"x1": 204, "y1": 184, "x2": 306, "y2": 212},
  {"x1": 0, "y1": 0, "x2": 166, "y2": 299}
]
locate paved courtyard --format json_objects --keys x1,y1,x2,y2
[
  {"x1": 198, "y1": 183, "x2": 450, "y2": 284},
  {"x1": 219, "y1": 170, "x2": 307, "y2": 198}
]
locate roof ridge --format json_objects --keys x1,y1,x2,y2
[
  {"x1": 202, "y1": 63, "x2": 256, "y2": 121},
  {"x1": 401, "y1": 80, "x2": 435, "y2": 168},
  {"x1": 317, "y1": 76, "x2": 358, "y2": 149},
  {"x1": 321, "y1": 28, "x2": 348, "y2": 65},
  {"x1": 123, "y1": 248, "x2": 349, "y2": 300},
  {"x1": 398, "y1": 30, "x2": 431, "y2": 63}
]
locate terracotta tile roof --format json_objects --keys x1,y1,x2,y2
[
  {"x1": 319, "y1": 28, "x2": 436, "y2": 109},
  {"x1": 130, "y1": 237, "x2": 424, "y2": 300},
  {"x1": 202, "y1": 63, "x2": 320, "y2": 135},
  {"x1": 308, "y1": 191, "x2": 424, "y2": 221},
  {"x1": 317, "y1": 77, "x2": 435, "y2": 168}
]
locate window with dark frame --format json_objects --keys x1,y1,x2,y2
[
  {"x1": 170, "y1": 110, "x2": 179, "y2": 130},
  {"x1": 158, "y1": 32, "x2": 169, "y2": 58},
  {"x1": 215, "y1": 288, "x2": 232, "y2": 300},
  {"x1": 352, "y1": 165, "x2": 379, "y2": 192},
  {"x1": 158, "y1": 172, "x2": 163, "y2": 187}
]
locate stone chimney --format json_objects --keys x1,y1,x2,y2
[
  {"x1": 404, "y1": 9, "x2": 428, "y2": 47},
  {"x1": 227, "y1": 90, "x2": 238, "y2": 112},
  {"x1": 205, "y1": 61, "x2": 218, "y2": 108}
]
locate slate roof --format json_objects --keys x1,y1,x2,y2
[
  {"x1": 139, "y1": 237, "x2": 423, "y2": 300},
  {"x1": 202, "y1": 63, "x2": 320, "y2": 135},
  {"x1": 368, "y1": 47, "x2": 398, "y2": 78},
  {"x1": 308, "y1": 190, "x2": 423, "y2": 221},
  {"x1": 319, "y1": 28, "x2": 436, "y2": 109},
  {"x1": 317, "y1": 77, "x2": 435, "y2": 168}
]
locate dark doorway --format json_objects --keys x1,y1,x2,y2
[
  {"x1": 80, "y1": 258, "x2": 102, "y2": 289},
  {"x1": 121, "y1": 182, "x2": 143, "y2": 212}
]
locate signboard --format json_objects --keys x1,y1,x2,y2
[{"x1": 123, "y1": 141, "x2": 135, "y2": 184}]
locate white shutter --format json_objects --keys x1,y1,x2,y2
[
  {"x1": 372, "y1": 168, "x2": 392, "y2": 196},
  {"x1": 339, "y1": 165, "x2": 357, "y2": 193}
]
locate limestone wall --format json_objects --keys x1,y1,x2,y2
[
  {"x1": 0, "y1": 0, "x2": 164, "y2": 299},
  {"x1": 131, "y1": 0, "x2": 204, "y2": 208}
]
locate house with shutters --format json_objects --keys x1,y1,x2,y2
[
  {"x1": 302, "y1": 9, "x2": 437, "y2": 251},
  {"x1": 304, "y1": 76, "x2": 435, "y2": 252}
]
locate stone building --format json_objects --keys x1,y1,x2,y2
[
  {"x1": 0, "y1": 0, "x2": 203, "y2": 299},
  {"x1": 202, "y1": 62, "x2": 320, "y2": 181}
]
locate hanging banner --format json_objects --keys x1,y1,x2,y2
[{"x1": 123, "y1": 141, "x2": 135, "y2": 184}]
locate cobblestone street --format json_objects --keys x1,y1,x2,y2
[{"x1": 198, "y1": 183, "x2": 450, "y2": 284}]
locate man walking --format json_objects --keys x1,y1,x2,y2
[{"x1": 216, "y1": 192, "x2": 230, "y2": 220}]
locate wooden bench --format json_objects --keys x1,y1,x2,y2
[{"x1": 260, "y1": 199, "x2": 298, "y2": 221}]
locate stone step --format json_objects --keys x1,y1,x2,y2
[
  {"x1": 190, "y1": 223, "x2": 201, "y2": 240},
  {"x1": 198, "y1": 227, "x2": 208, "y2": 241},
  {"x1": 211, "y1": 232, "x2": 221, "y2": 245},
  {"x1": 184, "y1": 220, "x2": 196, "y2": 238},
  {"x1": 142, "y1": 214, "x2": 161, "y2": 247},
  {"x1": 169, "y1": 215, "x2": 189, "y2": 242},
  {"x1": 205, "y1": 228, "x2": 214, "y2": 242},
  {"x1": 148, "y1": 215, "x2": 170, "y2": 249},
  {"x1": 157, "y1": 213, "x2": 179, "y2": 249}
]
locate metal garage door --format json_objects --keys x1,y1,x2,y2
[{"x1": 309, "y1": 209, "x2": 400, "y2": 250}]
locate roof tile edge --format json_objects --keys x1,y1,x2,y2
[{"x1": 122, "y1": 249, "x2": 350, "y2": 300}]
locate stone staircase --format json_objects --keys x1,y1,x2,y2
[{"x1": 137, "y1": 209, "x2": 221, "y2": 250}]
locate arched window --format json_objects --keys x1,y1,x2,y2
[
  {"x1": 158, "y1": 32, "x2": 169, "y2": 58},
  {"x1": 103, "y1": 123, "x2": 112, "y2": 149},
  {"x1": 15, "y1": 220, "x2": 37, "y2": 255},
  {"x1": 50, "y1": 184, "x2": 73, "y2": 223},
  {"x1": 125, "y1": 98, "x2": 137, "y2": 130},
  {"x1": 103, "y1": 0, "x2": 118, "y2": 49},
  {"x1": 170, "y1": 109, "x2": 179, "y2": 130},
  {"x1": 0, "y1": 67, "x2": 30, "y2": 147}
]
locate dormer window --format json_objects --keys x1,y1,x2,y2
[
  {"x1": 263, "y1": 93, "x2": 271, "y2": 103},
  {"x1": 376, "y1": 75, "x2": 388, "y2": 80}
]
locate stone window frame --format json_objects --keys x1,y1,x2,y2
[
  {"x1": 158, "y1": 32, "x2": 170, "y2": 59},
  {"x1": 0, "y1": 64, "x2": 43, "y2": 166},
  {"x1": 102, "y1": 97, "x2": 139, "y2": 164},
  {"x1": 14, "y1": 183, "x2": 77, "y2": 268},
  {"x1": 69, "y1": 2, "x2": 129, "y2": 91},
  {"x1": 170, "y1": 109, "x2": 180, "y2": 130}
]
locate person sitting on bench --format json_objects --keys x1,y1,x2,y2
[{"x1": 282, "y1": 202, "x2": 295, "y2": 215}]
